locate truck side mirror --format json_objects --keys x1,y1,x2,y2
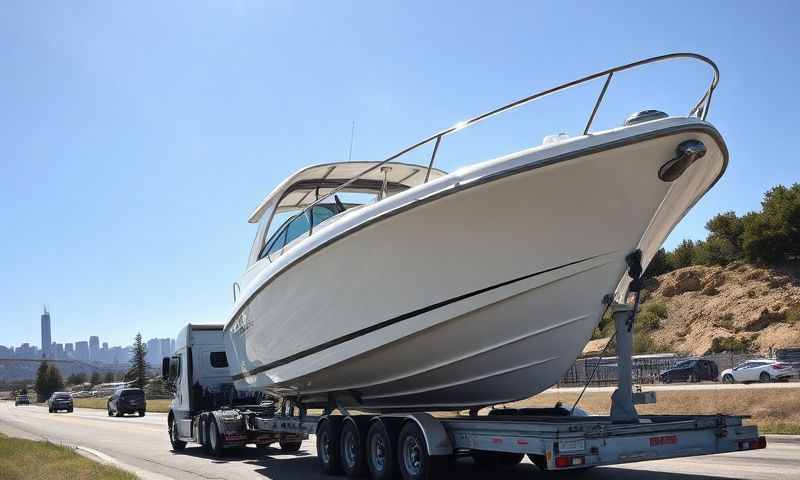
[{"x1": 162, "y1": 357, "x2": 170, "y2": 381}]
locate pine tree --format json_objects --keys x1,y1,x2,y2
[
  {"x1": 90, "y1": 371, "x2": 102, "y2": 386},
  {"x1": 127, "y1": 333, "x2": 148, "y2": 389},
  {"x1": 103, "y1": 371, "x2": 115, "y2": 383},
  {"x1": 46, "y1": 365, "x2": 64, "y2": 394},
  {"x1": 35, "y1": 360, "x2": 50, "y2": 402}
]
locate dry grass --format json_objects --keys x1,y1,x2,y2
[
  {"x1": 506, "y1": 387, "x2": 800, "y2": 434},
  {"x1": 0, "y1": 433, "x2": 136, "y2": 480},
  {"x1": 72, "y1": 397, "x2": 171, "y2": 413}
]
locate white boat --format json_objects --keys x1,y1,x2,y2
[{"x1": 224, "y1": 54, "x2": 726, "y2": 411}]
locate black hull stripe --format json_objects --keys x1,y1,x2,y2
[{"x1": 232, "y1": 254, "x2": 600, "y2": 381}]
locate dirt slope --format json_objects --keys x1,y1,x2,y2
[{"x1": 641, "y1": 263, "x2": 800, "y2": 355}]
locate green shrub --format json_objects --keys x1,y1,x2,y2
[
  {"x1": 715, "y1": 312, "x2": 735, "y2": 330},
  {"x1": 708, "y1": 336, "x2": 752, "y2": 353}
]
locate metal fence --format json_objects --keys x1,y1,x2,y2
[{"x1": 557, "y1": 352, "x2": 769, "y2": 387}]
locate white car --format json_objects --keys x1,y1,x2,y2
[{"x1": 720, "y1": 359, "x2": 795, "y2": 384}]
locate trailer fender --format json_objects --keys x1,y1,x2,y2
[
  {"x1": 209, "y1": 409, "x2": 245, "y2": 435},
  {"x1": 400, "y1": 413, "x2": 453, "y2": 456}
]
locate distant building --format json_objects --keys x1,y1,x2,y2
[
  {"x1": 146, "y1": 338, "x2": 161, "y2": 366},
  {"x1": 160, "y1": 338, "x2": 172, "y2": 358},
  {"x1": 41, "y1": 306, "x2": 52, "y2": 358},
  {"x1": 65, "y1": 343, "x2": 74, "y2": 358},
  {"x1": 75, "y1": 341, "x2": 90, "y2": 362},
  {"x1": 89, "y1": 336, "x2": 100, "y2": 362},
  {"x1": 101, "y1": 342, "x2": 109, "y2": 363},
  {"x1": 0, "y1": 345, "x2": 11, "y2": 357},
  {"x1": 52, "y1": 342, "x2": 64, "y2": 359}
]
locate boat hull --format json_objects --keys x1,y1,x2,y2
[{"x1": 225, "y1": 118, "x2": 727, "y2": 411}]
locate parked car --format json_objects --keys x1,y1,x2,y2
[
  {"x1": 15, "y1": 394, "x2": 31, "y2": 406},
  {"x1": 48, "y1": 392, "x2": 73, "y2": 413},
  {"x1": 775, "y1": 347, "x2": 800, "y2": 378},
  {"x1": 107, "y1": 388, "x2": 146, "y2": 417},
  {"x1": 659, "y1": 358, "x2": 719, "y2": 383},
  {"x1": 720, "y1": 359, "x2": 795, "y2": 383}
]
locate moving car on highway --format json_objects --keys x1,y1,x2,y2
[
  {"x1": 720, "y1": 359, "x2": 796, "y2": 383},
  {"x1": 48, "y1": 392, "x2": 73, "y2": 413},
  {"x1": 107, "y1": 388, "x2": 146, "y2": 417},
  {"x1": 660, "y1": 358, "x2": 719, "y2": 383},
  {"x1": 15, "y1": 394, "x2": 31, "y2": 406}
]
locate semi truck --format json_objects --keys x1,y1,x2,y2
[{"x1": 162, "y1": 303, "x2": 766, "y2": 480}]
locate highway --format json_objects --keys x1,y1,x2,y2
[{"x1": 1, "y1": 401, "x2": 798, "y2": 480}]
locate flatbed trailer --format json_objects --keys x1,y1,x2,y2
[{"x1": 164, "y1": 301, "x2": 766, "y2": 480}]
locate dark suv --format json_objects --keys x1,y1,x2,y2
[
  {"x1": 48, "y1": 392, "x2": 74, "y2": 413},
  {"x1": 107, "y1": 388, "x2": 146, "y2": 417},
  {"x1": 659, "y1": 358, "x2": 719, "y2": 383}
]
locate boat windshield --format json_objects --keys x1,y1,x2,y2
[{"x1": 261, "y1": 201, "x2": 358, "y2": 260}]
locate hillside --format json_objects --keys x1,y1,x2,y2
[{"x1": 639, "y1": 263, "x2": 800, "y2": 355}]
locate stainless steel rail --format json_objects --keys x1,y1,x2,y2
[{"x1": 298, "y1": 53, "x2": 718, "y2": 236}]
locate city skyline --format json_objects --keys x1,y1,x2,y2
[{"x1": 0, "y1": 306, "x2": 174, "y2": 365}]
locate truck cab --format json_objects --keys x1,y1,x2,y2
[{"x1": 162, "y1": 324, "x2": 301, "y2": 454}]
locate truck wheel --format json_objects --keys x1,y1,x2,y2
[
  {"x1": 316, "y1": 418, "x2": 343, "y2": 475},
  {"x1": 472, "y1": 450, "x2": 524, "y2": 468},
  {"x1": 139, "y1": 410, "x2": 145, "y2": 417},
  {"x1": 208, "y1": 419, "x2": 225, "y2": 457},
  {"x1": 279, "y1": 440, "x2": 302, "y2": 453},
  {"x1": 116, "y1": 409, "x2": 122, "y2": 417},
  {"x1": 397, "y1": 422, "x2": 444, "y2": 480},
  {"x1": 340, "y1": 419, "x2": 367, "y2": 477},
  {"x1": 366, "y1": 420, "x2": 398, "y2": 480},
  {"x1": 170, "y1": 416, "x2": 187, "y2": 452}
]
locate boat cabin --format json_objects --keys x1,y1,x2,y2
[{"x1": 246, "y1": 161, "x2": 447, "y2": 266}]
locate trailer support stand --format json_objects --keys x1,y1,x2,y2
[{"x1": 610, "y1": 302, "x2": 639, "y2": 423}]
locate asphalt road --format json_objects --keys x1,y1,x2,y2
[{"x1": 1, "y1": 401, "x2": 798, "y2": 480}]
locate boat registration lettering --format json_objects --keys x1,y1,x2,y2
[{"x1": 231, "y1": 312, "x2": 253, "y2": 335}]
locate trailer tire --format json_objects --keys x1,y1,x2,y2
[
  {"x1": 208, "y1": 418, "x2": 225, "y2": 457},
  {"x1": 280, "y1": 440, "x2": 302, "y2": 453},
  {"x1": 366, "y1": 420, "x2": 399, "y2": 480},
  {"x1": 397, "y1": 422, "x2": 444, "y2": 480},
  {"x1": 169, "y1": 415, "x2": 186, "y2": 452},
  {"x1": 340, "y1": 419, "x2": 367, "y2": 477},
  {"x1": 316, "y1": 417, "x2": 343, "y2": 475},
  {"x1": 472, "y1": 450, "x2": 524, "y2": 468}
]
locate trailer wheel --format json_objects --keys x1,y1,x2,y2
[
  {"x1": 340, "y1": 419, "x2": 367, "y2": 477},
  {"x1": 208, "y1": 418, "x2": 225, "y2": 457},
  {"x1": 397, "y1": 422, "x2": 444, "y2": 480},
  {"x1": 472, "y1": 450, "x2": 524, "y2": 468},
  {"x1": 528, "y1": 454, "x2": 547, "y2": 470},
  {"x1": 366, "y1": 420, "x2": 398, "y2": 480},
  {"x1": 169, "y1": 415, "x2": 186, "y2": 452},
  {"x1": 279, "y1": 440, "x2": 302, "y2": 452},
  {"x1": 316, "y1": 418, "x2": 343, "y2": 475}
]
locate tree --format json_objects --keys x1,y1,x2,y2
[
  {"x1": 35, "y1": 361, "x2": 50, "y2": 401},
  {"x1": 693, "y1": 237, "x2": 738, "y2": 266},
  {"x1": 705, "y1": 211, "x2": 744, "y2": 255},
  {"x1": 671, "y1": 239, "x2": 696, "y2": 269},
  {"x1": 126, "y1": 333, "x2": 148, "y2": 389},
  {"x1": 90, "y1": 371, "x2": 102, "y2": 386},
  {"x1": 104, "y1": 371, "x2": 116, "y2": 383},
  {"x1": 644, "y1": 248, "x2": 674, "y2": 277},
  {"x1": 35, "y1": 361, "x2": 64, "y2": 401}
]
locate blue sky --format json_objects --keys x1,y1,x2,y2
[{"x1": 1, "y1": 1, "x2": 797, "y2": 348}]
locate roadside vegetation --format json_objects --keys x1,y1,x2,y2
[
  {"x1": 515, "y1": 387, "x2": 800, "y2": 435},
  {"x1": 645, "y1": 183, "x2": 800, "y2": 275},
  {"x1": 72, "y1": 397, "x2": 171, "y2": 413},
  {"x1": 0, "y1": 433, "x2": 136, "y2": 480}
]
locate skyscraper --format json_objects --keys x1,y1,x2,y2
[
  {"x1": 146, "y1": 338, "x2": 161, "y2": 366},
  {"x1": 65, "y1": 343, "x2": 74, "y2": 358},
  {"x1": 75, "y1": 341, "x2": 90, "y2": 362},
  {"x1": 41, "y1": 306, "x2": 52, "y2": 358},
  {"x1": 89, "y1": 336, "x2": 100, "y2": 362}
]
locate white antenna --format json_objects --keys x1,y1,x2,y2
[{"x1": 348, "y1": 120, "x2": 355, "y2": 161}]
